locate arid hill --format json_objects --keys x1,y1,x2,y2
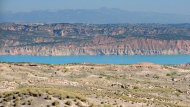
[
  {"x1": 0, "y1": 23, "x2": 190, "y2": 56},
  {"x1": 0, "y1": 62, "x2": 190, "y2": 107}
]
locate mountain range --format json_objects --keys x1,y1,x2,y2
[{"x1": 1, "y1": 7, "x2": 190, "y2": 24}]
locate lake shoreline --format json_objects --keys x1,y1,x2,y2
[{"x1": 0, "y1": 55, "x2": 190, "y2": 65}]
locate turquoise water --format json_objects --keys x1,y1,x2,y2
[{"x1": 0, "y1": 55, "x2": 189, "y2": 64}]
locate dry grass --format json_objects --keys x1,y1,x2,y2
[{"x1": 0, "y1": 62, "x2": 190, "y2": 107}]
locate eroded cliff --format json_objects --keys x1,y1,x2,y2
[{"x1": 0, "y1": 23, "x2": 190, "y2": 55}]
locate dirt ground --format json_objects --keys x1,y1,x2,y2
[{"x1": 0, "y1": 62, "x2": 190, "y2": 107}]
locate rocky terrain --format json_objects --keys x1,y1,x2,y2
[
  {"x1": 0, "y1": 23, "x2": 190, "y2": 56},
  {"x1": 0, "y1": 62, "x2": 190, "y2": 107}
]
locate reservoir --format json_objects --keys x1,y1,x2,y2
[{"x1": 0, "y1": 55, "x2": 189, "y2": 64}]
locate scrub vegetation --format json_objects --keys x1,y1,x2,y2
[{"x1": 0, "y1": 62, "x2": 190, "y2": 107}]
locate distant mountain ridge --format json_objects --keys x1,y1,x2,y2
[{"x1": 1, "y1": 7, "x2": 190, "y2": 24}]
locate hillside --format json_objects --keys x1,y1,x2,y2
[
  {"x1": 0, "y1": 23, "x2": 190, "y2": 56},
  {"x1": 0, "y1": 62, "x2": 190, "y2": 107}
]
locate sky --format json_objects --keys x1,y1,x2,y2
[{"x1": 1, "y1": 0, "x2": 190, "y2": 15}]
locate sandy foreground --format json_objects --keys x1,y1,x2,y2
[{"x1": 0, "y1": 62, "x2": 190, "y2": 107}]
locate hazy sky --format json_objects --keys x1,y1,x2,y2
[{"x1": 1, "y1": 0, "x2": 190, "y2": 15}]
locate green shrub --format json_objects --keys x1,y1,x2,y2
[
  {"x1": 133, "y1": 86, "x2": 139, "y2": 89},
  {"x1": 101, "y1": 101, "x2": 104, "y2": 104},
  {"x1": 174, "y1": 92, "x2": 180, "y2": 96},
  {"x1": 17, "y1": 84, "x2": 26, "y2": 89},
  {"x1": 145, "y1": 74, "x2": 150, "y2": 77},
  {"x1": 166, "y1": 72, "x2": 176, "y2": 76},
  {"x1": 171, "y1": 72, "x2": 177, "y2": 75},
  {"x1": 166, "y1": 73, "x2": 170, "y2": 76},
  {"x1": 153, "y1": 74, "x2": 159, "y2": 79},
  {"x1": 106, "y1": 76, "x2": 111, "y2": 80}
]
